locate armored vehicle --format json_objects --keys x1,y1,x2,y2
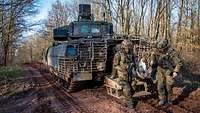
[{"x1": 43, "y1": 4, "x2": 152, "y2": 94}]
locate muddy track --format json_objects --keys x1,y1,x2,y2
[
  {"x1": 27, "y1": 66, "x2": 91, "y2": 113},
  {"x1": 32, "y1": 64, "x2": 200, "y2": 113},
  {"x1": 1, "y1": 64, "x2": 199, "y2": 113},
  {"x1": 44, "y1": 75, "x2": 91, "y2": 112}
]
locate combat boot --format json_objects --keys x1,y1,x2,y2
[
  {"x1": 167, "y1": 94, "x2": 173, "y2": 105},
  {"x1": 167, "y1": 100, "x2": 173, "y2": 105},
  {"x1": 127, "y1": 99, "x2": 138, "y2": 109},
  {"x1": 127, "y1": 100, "x2": 134, "y2": 108},
  {"x1": 159, "y1": 99, "x2": 165, "y2": 105},
  {"x1": 158, "y1": 96, "x2": 166, "y2": 105}
]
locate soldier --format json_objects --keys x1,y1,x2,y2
[
  {"x1": 111, "y1": 44, "x2": 121, "y2": 78},
  {"x1": 150, "y1": 38, "x2": 182, "y2": 105},
  {"x1": 111, "y1": 39, "x2": 137, "y2": 108}
]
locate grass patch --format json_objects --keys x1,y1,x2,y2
[{"x1": 0, "y1": 66, "x2": 24, "y2": 81}]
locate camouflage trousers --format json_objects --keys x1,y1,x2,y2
[
  {"x1": 118, "y1": 77, "x2": 137, "y2": 108},
  {"x1": 156, "y1": 67, "x2": 174, "y2": 101}
]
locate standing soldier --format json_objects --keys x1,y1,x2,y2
[
  {"x1": 111, "y1": 39, "x2": 137, "y2": 108},
  {"x1": 150, "y1": 38, "x2": 182, "y2": 105}
]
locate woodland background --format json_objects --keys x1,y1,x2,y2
[{"x1": 0, "y1": 0, "x2": 200, "y2": 68}]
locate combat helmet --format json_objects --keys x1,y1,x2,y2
[
  {"x1": 121, "y1": 39, "x2": 132, "y2": 49},
  {"x1": 157, "y1": 38, "x2": 170, "y2": 49}
]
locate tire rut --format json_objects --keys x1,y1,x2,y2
[{"x1": 28, "y1": 66, "x2": 91, "y2": 113}]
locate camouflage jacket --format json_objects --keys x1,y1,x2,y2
[
  {"x1": 150, "y1": 48, "x2": 182, "y2": 73},
  {"x1": 113, "y1": 50, "x2": 137, "y2": 72}
]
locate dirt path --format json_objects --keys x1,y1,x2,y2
[
  {"x1": 24, "y1": 66, "x2": 92, "y2": 113},
  {"x1": 0, "y1": 66, "x2": 90, "y2": 113},
  {"x1": 0, "y1": 64, "x2": 200, "y2": 113}
]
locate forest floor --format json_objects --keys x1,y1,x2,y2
[{"x1": 0, "y1": 63, "x2": 199, "y2": 113}]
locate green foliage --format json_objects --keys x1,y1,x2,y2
[
  {"x1": 7, "y1": 90, "x2": 17, "y2": 97},
  {"x1": 0, "y1": 66, "x2": 24, "y2": 81}
]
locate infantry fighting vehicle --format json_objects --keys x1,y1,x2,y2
[{"x1": 43, "y1": 4, "x2": 153, "y2": 98}]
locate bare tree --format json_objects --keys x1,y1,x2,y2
[
  {"x1": 19, "y1": 0, "x2": 73, "y2": 63},
  {"x1": 16, "y1": 0, "x2": 200, "y2": 64},
  {"x1": 137, "y1": 0, "x2": 148, "y2": 35},
  {"x1": 0, "y1": 0, "x2": 37, "y2": 66},
  {"x1": 177, "y1": 0, "x2": 184, "y2": 37},
  {"x1": 47, "y1": 0, "x2": 70, "y2": 28}
]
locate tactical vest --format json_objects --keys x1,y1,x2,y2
[
  {"x1": 119, "y1": 51, "x2": 135, "y2": 69},
  {"x1": 157, "y1": 49, "x2": 174, "y2": 70}
]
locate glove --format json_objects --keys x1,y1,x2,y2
[
  {"x1": 173, "y1": 72, "x2": 178, "y2": 78},
  {"x1": 132, "y1": 68, "x2": 136, "y2": 75}
]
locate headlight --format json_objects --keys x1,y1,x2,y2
[{"x1": 66, "y1": 45, "x2": 77, "y2": 58}]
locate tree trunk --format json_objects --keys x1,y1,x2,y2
[
  {"x1": 30, "y1": 46, "x2": 33, "y2": 63},
  {"x1": 125, "y1": 0, "x2": 131, "y2": 35},
  {"x1": 177, "y1": 0, "x2": 183, "y2": 43},
  {"x1": 165, "y1": 0, "x2": 171, "y2": 40},
  {"x1": 138, "y1": 0, "x2": 145, "y2": 35},
  {"x1": 120, "y1": 0, "x2": 125, "y2": 34},
  {"x1": 106, "y1": 0, "x2": 112, "y2": 22},
  {"x1": 154, "y1": 0, "x2": 162, "y2": 39},
  {"x1": 190, "y1": 0, "x2": 194, "y2": 32},
  {"x1": 148, "y1": 0, "x2": 153, "y2": 37},
  {"x1": 3, "y1": 43, "x2": 9, "y2": 66}
]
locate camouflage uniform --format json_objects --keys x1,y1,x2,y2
[
  {"x1": 150, "y1": 38, "x2": 182, "y2": 105},
  {"x1": 111, "y1": 44, "x2": 121, "y2": 78},
  {"x1": 111, "y1": 39, "x2": 137, "y2": 108}
]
